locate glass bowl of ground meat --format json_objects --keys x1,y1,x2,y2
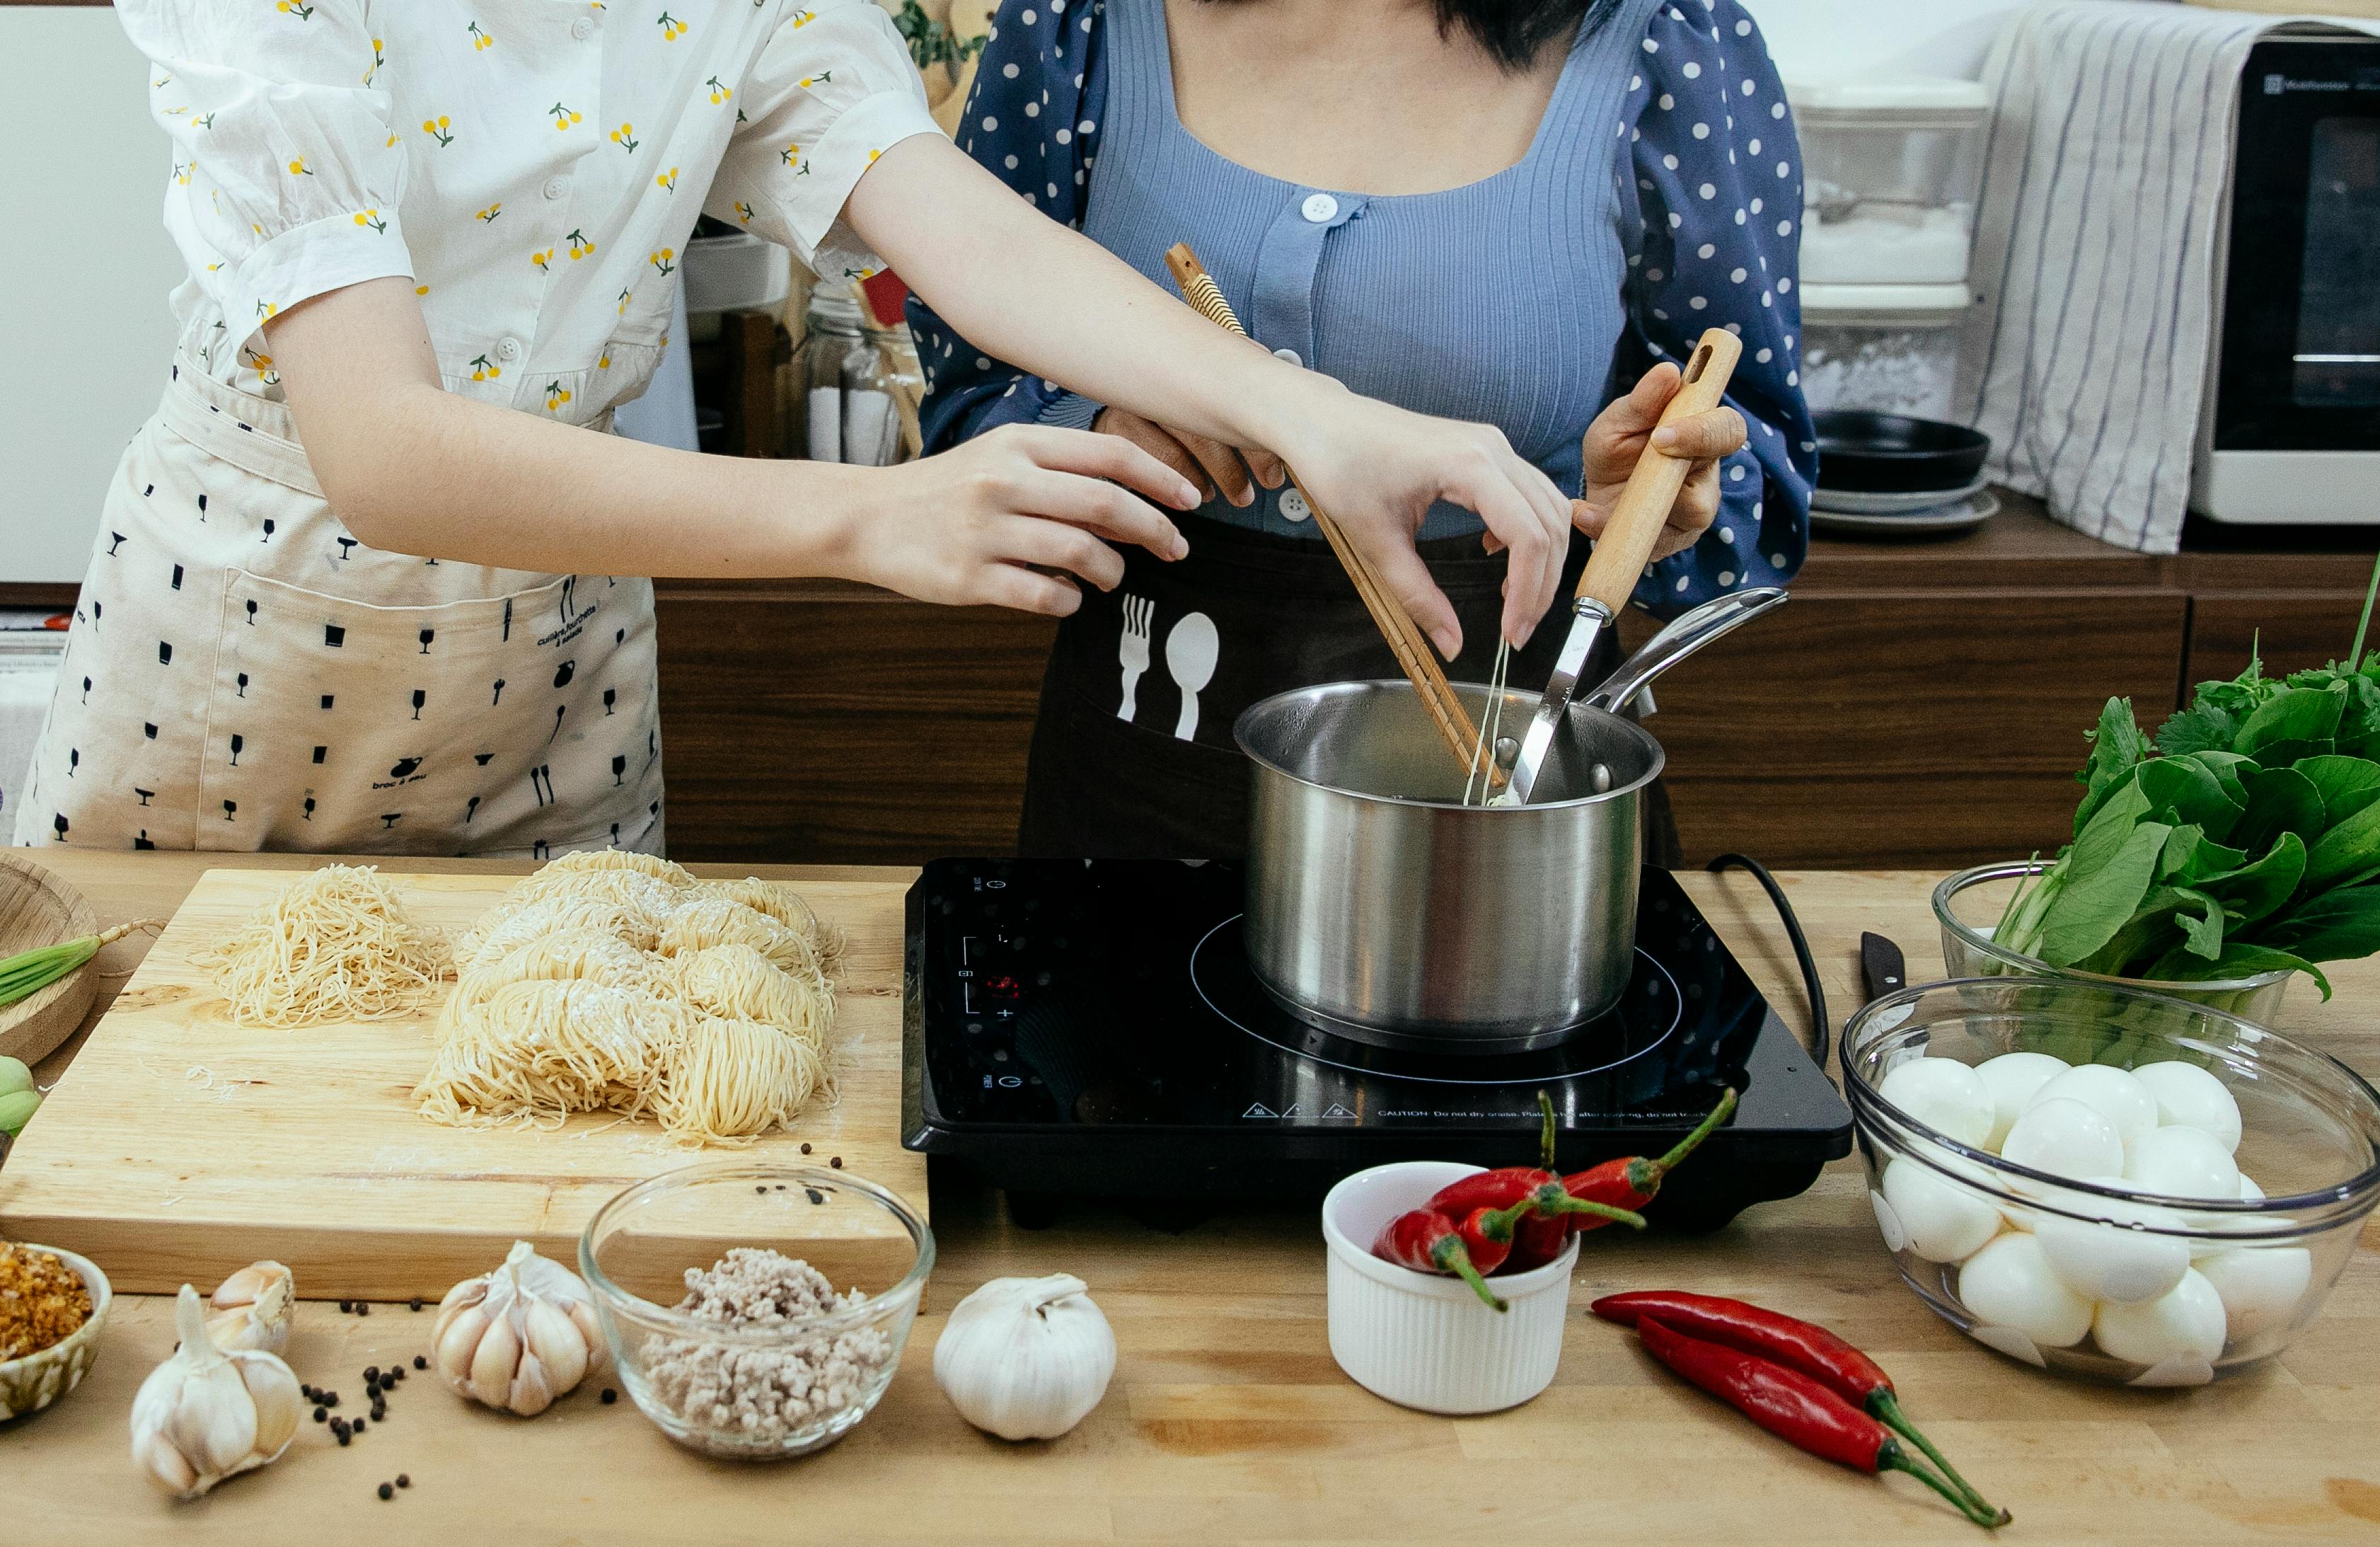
[
  {"x1": 579, "y1": 1160, "x2": 933, "y2": 1458},
  {"x1": 0, "y1": 1241, "x2": 112, "y2": 1420}
]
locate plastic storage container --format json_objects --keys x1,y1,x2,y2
[
  {"x1": 1790, "y1": 76, "x2": 1991, "y2": 418},
  {"x1": 1790, "y1": 75, "x2": 1992, "y2": 289}
]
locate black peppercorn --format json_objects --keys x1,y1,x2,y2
[
  {"x1": 410, "y1": 1298, "x2": 424, "y2": 1312},
  {"x1": 325, "y1": 1391, "x2": 339, "y2": 1406},
  {"x1": 830, "y1": 1156, "x2": 843, "y2": 1169},
  {"x1": 799, "y1": 1143, "x2": 811, "y2": 1154},
  {"x1": 365, "y1": 1365, "x2": 380, "y2": 1381},
  {"x1": 338, "y1": 1300, "x2": 352, "y2": 1313},
  {"x1": 805, "y1": 1187, "x2": 824, "y2": 1204},
  {"x1": 412, "y1": 1355, "x2": 428, "y2": 1371},
  {"x1": 332, "y1": 1417, "x2": 349, "y2": 1436},
  {"x1": 600, "y1": 1388, "x2": 618, "y2": 1405},
  {"x1": 358, "y1": 1303, "x2": 370, "y2": 1316},
  {"x1": 335, "y1": 1430, "x2": 352, "y2": 1447},
  {"x1": 313, "y1": 1407, "x2": 327, "y2": 1423},
  {"x1": 396, "y1": 1475, "x2": 411, "y2": 1489},
  {"x1": 379, "y1": 1483, "x2": 394, "y2": 1501},
  {"x1": 755, "y1": 1185, "x2": 768, "y2": 1194}
]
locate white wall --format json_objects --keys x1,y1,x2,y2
[
  {"x1": 0, "y1": 8, "x2": 183, "y2": 583},
  {"x1": 1752, "y1": 0, "x2": 2041, "y2": 80}
]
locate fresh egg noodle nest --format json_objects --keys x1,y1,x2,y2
[
  {"x1": 417, "y1": 856, "x2": 840, "y2": 1146},
  {"x1": 195, "y1": 863, "x2": 451, "y2": 1027}
]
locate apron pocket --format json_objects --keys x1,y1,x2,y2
[
  {"x1": 196, "y1": 569, "x2": 660, "y2": 856},
  {"x1": 1021, "y1": 675, "x2": 1254, "y2": 860}
]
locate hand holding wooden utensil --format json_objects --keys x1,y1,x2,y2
[{"x1": 1571, "y1": 358, "x2": 1750, "y2": 565}]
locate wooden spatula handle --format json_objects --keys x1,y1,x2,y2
[{"x1": 1574, "y1": 328, "x2": 1743, "y2": 614}]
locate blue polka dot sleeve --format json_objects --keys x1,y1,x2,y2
[
  {"x1": 908, "y1": 0, "x2": 1107, "y2": 450},
  {"x1": 1617, "y1": 0, "x2": 1815, "y2": 616}
]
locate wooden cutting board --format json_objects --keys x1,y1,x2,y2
[{"x1": 0, "y1": 868, "x2": 925, "y2": 1300}]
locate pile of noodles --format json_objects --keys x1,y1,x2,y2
[
  {"x1": 416, "y1": 850, "x2": 841, "y2": 1145},
  {"x1": 195, "y1": 864, "x2": 450, "y2": 1027}
]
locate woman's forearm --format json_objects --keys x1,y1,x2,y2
[
  {"x1": 847, "y1": 136, "x2": 1318, "y2": 452},
  {"x1": 268, "y1": 278, "x2": 874, "y2": 578}
]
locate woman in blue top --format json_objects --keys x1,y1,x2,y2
[{"x1": 913, "y1": 0, "x2": 1814, "y2": 859}]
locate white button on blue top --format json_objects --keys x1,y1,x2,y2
[
  {"x1": 570, "y1": 16, "x2": 594, "y2": 40},
  {"x1": 495, "y1": 337, "x2": 524, "y2": 362},
  {"x1": 1300, "y1": 192, "x2": 1339, "y2": 224},
  {"x1": 1278, "y1": 488, "x2": 1312, "y2": 522},
  {"x1": 543, "y1": 176, "x2": 570, "y2": 202},
  {"x1": 1272, "y1": 347, "x2": 1302, "y2": 367}
]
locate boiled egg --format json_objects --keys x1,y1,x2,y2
[
  {"x1": 2091, "y1": 1267, "x2": 2226, "y2": 1366},
  {"x1": 1959, "y1": 1232, "x2": 2095, "y2": 1347},
  {"x1": 2124, "y1": 1124, "x2": 2241, "y2": 1200},
  {"x1": 2130, "y1": 1060, "x2": 2241, "y2": 1153},
  {"x1": 1973, "y1": 1051, "x2": 2070, "y2": 1151},
  {"x1": 2001, "y1": 1096, "x2": 2125, "y2": 1183},
  {"x1": 2025, "y1": 1065, "x2": 2159, "y2": 1150},
  {"x1": 1882, "y1": 1156, "x2": 2003, "y2": 1264},
  {"x1": 2195, "y1": 1246, "x2": 2313, "y2": 1342},
  {"x1": 2030, "y1": 1177, "x2": 2190, "y2": 1304},
  {"x1": 1877, "y1": 1056, "x2": 1996, "y2": 1149}
]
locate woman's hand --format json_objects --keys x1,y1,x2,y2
[
  {"x1": 1271, "y1": 381, "x2": 1573, "y2": 659},
  {"x1": 1093, "y1": 407, "x2": 1287, "y2": 509},
  {"x1": 838, "y1": 423, "x2": 1200, "y2": 617},
  {"x1": 1574, "y1": 362, "x2": 1749, "y2": 563}
]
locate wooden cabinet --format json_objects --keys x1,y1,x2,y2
[
  {"x1": 10, "y1": 498, "x2": 2364, "y2": 869},
  {"x1": 648, "y1": 496, "x2": 2373, "y2": 870},
  {"x1": 654, "y1": 580, "x2": 1055, "y2": 863},
  {"x1": 1633, "y1": 592, "x2": 2188, "y2": 868}
]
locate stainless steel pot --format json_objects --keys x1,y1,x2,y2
[{"x1": 1234, "y1": 590, "x2": 1783, "y2": 1054}]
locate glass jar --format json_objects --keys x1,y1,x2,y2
[{"x1": 795, "y1": 286, "x2": 915, "y2": 466}]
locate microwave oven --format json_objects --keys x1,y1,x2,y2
[{"x1": 2194, "y1": 37, "x2": 2380, "y2": 526}]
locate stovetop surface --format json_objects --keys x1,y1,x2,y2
[{"x1": 901, "y1": 858, "x2": 1849, "y2": 1149}]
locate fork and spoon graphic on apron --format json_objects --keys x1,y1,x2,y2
[{"x1": 1115, "y1": 595, "x2": 1218, "y2": 741}]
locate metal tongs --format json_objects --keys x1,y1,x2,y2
[{"x1": 1505, "y1": 328, "x2": 1747, "y2": 804}]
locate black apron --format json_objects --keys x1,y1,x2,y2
[{"x1": 1018, "y1": 516, "x2": 1682, "y2": 863}]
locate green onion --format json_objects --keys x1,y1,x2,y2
[{"x1": 0, "y1": 921, "x2": 156, "y2": 1008}]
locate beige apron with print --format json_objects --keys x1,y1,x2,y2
[{"x1": 12, "y1": 363, "x2": 665, "y2": 858}]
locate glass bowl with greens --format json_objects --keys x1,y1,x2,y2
[
  {"x1": 1938, "y1": 623, "x2": 2380, "y2": 1023},
  {"x1": 1937, "y1": 861, "x2": 2297, "y2": 1023}
]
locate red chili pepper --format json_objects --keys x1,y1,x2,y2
[
  {"x1": 1634, "y1": 1316, "x2": 2006, "y2": 1529},
  {"x1": 1426, "y1": 1093, "x2": 1646, "y2": 1268},
  {"x1": 1592, "y1": 1290, "x2": 1992, "y2": 1519},
  {"x1": 1501, "y1": 1088, "x2": 1740, "y2": 1272},
  {"x1": 1370, "y1": 1208, "x2": 1508, "y2": 1311}
]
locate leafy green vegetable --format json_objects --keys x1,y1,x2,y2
[
  {"x1": 1997, "y1": 563, "x2": 2380, "y2": 1003},
  {"x1": 2297, "y1": 754, "x2": 2380, "y2": 828}
]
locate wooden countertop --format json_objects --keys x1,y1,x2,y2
[{"x1": 6, "y1": 849, "x2": 2378, "y2": 1543}]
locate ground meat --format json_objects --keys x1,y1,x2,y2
[
  {"x1": 0, "y1": 1243, "x2": 93, "y2": 1362},
  {"x1": 642, "y1": 1248, "x2": 889, "y2": 1443}
]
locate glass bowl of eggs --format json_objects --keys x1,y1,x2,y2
[{"x1": 1842, "y1": 977, "x2": 2380, "y2": 1385}]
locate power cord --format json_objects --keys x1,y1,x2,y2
[{"x1": 1704, "y1": 852, "x2": 1830, "y2": 1072}]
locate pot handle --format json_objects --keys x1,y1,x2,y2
[{"x1": 1583, "y1": 587, "x2": 1789, "y2": 714}]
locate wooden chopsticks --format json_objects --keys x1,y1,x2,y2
[{"x1": 1162, "y1": 243, "x2": 1498, "y2": 786}]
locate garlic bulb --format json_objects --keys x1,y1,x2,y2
[
  {"x1": 430, "y1": 1240, "x2": 606, "y2": 1417},
  {"x1": 933, "y1": 1274, "x2": 1116, "y2": 1441},
  {"x1": 132, "y1": 1284, "x2": 304, "y2": 1499},
  {"x1": 201, "y1": 1260, "x2": 295, "y2": 1355}
]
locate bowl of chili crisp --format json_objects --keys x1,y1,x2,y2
[{"x1": 0, "y1": 1241, "x2": 111, "y2": 1420}]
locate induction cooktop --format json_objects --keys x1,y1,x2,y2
[{"x1": 901, "y1": 859, "x2": 1852, "y2": 1227}]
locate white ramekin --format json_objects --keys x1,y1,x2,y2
[{"x1": 1322, "y1": 1161, "x2": 1579, "y2": 1414}]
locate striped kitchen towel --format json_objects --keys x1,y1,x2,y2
[{"x1": 1956, "y1": 1, "x2": 2380, "y2": 553}]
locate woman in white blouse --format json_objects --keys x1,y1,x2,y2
[{"x1": 16, "y1": 0, "x2": 1576, "y2": 859}]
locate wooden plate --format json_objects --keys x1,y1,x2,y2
[{"x1": 0, "y1": 852, "x2": 99, "y2": 1068}]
